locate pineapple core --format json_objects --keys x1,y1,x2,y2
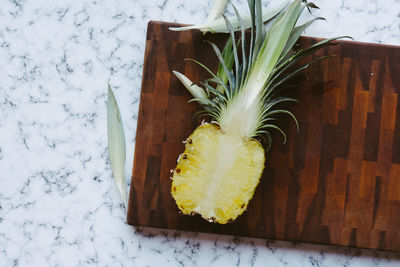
[{"x1": 171, "y1": 123, "x2": 265, "y2": 224}]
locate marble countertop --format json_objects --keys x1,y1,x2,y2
[{"x1": 1, "y1": 0, "x2": 400, "y2": 266}]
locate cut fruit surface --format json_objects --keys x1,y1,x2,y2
[{"x1": 171, "y1": 123, "x2": 265, "y2": 224}]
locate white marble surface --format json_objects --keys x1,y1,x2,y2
[{"x1": 0, "y1": 0, "x2": 400, "y2": 266}]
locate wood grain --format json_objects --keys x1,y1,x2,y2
[{"x1": 127, "y1": 21, "x2": 400, "y2": 251}]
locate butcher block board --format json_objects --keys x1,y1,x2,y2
[{"x1": 127, "y1": 21, "x2": 400, "y2": 251}]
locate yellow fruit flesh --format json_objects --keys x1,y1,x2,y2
[{"x1": 171, "y1": 123, "x2": 265, "y2": 224}]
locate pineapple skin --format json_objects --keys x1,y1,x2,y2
[{"x1": 171, "y1": 123, "x2": 265, "y2": 224}]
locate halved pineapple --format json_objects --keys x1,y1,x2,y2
[
  {"x1": 171, "y1": 123, "x2": 265, "y2": 224},
  {"x1": 171, "y1": 0, "x2": 343, "y2": 223}
]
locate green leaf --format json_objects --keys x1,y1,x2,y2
[
  {"x1": 247, "y1": 0, "x2": 256, "y2": 66},
  {"x1": 264, "y1": 109, "x2": 299, "y2": 132},
  {"x1": 232, "y1": 5, "x2": 247, "y2": 88},
  {"x1": 264, "y1": 131, "x2": 272, "y2": 151},
  {"x1": 222, "y1": 15, "x2": 240, "y2": 90},
  {"x1": 207, "y1": 41, "x2": 235, "y2": 96},
  {"x1": 259, "y1": 124, "x2": 287, "y2": 144},
  {"x1": 172, "y1": 71, "x2": 209, "y2": 104},
  {"x1": 107, "y1": 85, "x2": 127, "y2": 206},
  {"x1": 200, "y1": 81, "x2": 228, "y2": 103},
  {"x1": 243, "y1": 0, "x2": 303, "y2": 108},
  {"x1": 169, "y1": 0, "x2": 289, "y2": 33},
  {"x1": 253, "y1": 0, "x2": 265, "y2": 57},
  {"x1": 303, "y1": 1, "x2": 319, "y2": 13},
  {"x1": 206, "y1": 0, "x2": 230, "y2": 23},
  {"x1": 186, "y1": 58, "x2": 231, "y2": 97},
  {"x1": 216, "y1": 38, "x2": 234, "y2": 88},
  {"x1": 306, "y1": 2, "x2": 319, "y2": 9},
  {"x1": 279, "y1": 11, "x2": 326, "y2": 59},
  {"x1": 260, "y1": 97, "x2": 299, "y2": 114}
]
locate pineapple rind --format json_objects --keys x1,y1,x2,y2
[{"x1": 171, "y1": 123, "x2": 265, "y2": 224}]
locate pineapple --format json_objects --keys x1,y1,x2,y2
[
  {"x1": 172, "y1": 123, "x2": 265, "y2": 223},
  {"x1": 171, "y1": 0, "x2": 345, "y2": 224}
]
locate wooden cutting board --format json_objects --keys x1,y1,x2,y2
[{"x1": 127, "y1": 21, "x2": 400, "y2": 251}]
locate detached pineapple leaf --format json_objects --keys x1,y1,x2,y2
[
  {"x1": 169, "y1": 0, "x2": 289, "y2": 33},
  {"x1": 107, "y1": 85, "x2": 127, "y2": 206},
  {"x1": 205, "y1": 0, "x2": 230, "y2": 23}
]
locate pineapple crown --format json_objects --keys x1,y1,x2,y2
[{"x1": 176, "y1": 0, "x2": 348, "y2": 150}]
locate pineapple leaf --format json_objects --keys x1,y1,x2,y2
[
  {"x1": 173, "y1": 71, "x2": 209, "y2": 103},
  {"x1": 258, "y1": 117, "x2": 278, "y2": 127},
  {"x1": 194, "y1": 109, "x2": 221, "y2": 121},
  {"x1": 207, "y1": 41, "x2": 235, "y2": 96},
  {"x1": 246, "y1": 0, "x2": 256, "y2": 68},
  {"x1": 232, "y1": 5, "x2": 247, "y2": 87},
  {"x1": 174, "y1": 0, "x2": 348, "y2": 144},
  {"x1": 222, "y1": 15, "x2": 240, "y2": 90},
  {"x1": 206, "y1": 0, "x2": 230, "y2": 23},
  {"x1": 216, "y1": 38, "x2": 234, "y2": 91},
  {"x1": 200, "y1": 81, "x2": 228, "y2": 104},
  {"x1": 253, "y1": 0, "x2": 265, "y2": 58},
  {"x1": 260, "y1": 97, "x2": 299, "y2": 114},
  {"x1": 263, "y1": 131, "x2": 273, "y2": 151},
  {"x1": 169, "y1": 0, "x2": 290, "y2": 33},
  {"x1": 185, "y1": 58, "x2": 230, "y2": 95},
  {"x1": 267, "y1": 35, "x2": 351, "y2": 97},
  {"x1": 243, "y1": 0, "x2": 303, "y2": 109},
  {"x1": 263, "y1": 109, "x2": 299, "y2": 132},
  {"x1": 303, "y1": 1, "x2": 319, "y2": 13},
  {"x1": 263, "y1": 56, "x2": 331, "y2": 99},
  {"x1": 280, "y1": 16, "x2": 324, "y2": 59},
  {"x1": 258, "y1": 124, "x2": 287, "y2": 144},
  {"x1": 189, "y1": 97, "x2": 220, "y2": 110},
  {"x1": 107, "y1": 85, "x2": 127, "y2": 206},
  {"x1": 264, "y1": 55, "x2": 332, "y2": 102}
]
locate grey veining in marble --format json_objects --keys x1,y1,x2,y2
[{"x1": 0, "y1": 0, "x2": 399, "y2": 266}]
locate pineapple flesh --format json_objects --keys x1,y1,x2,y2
[
  {"x1": 171, "y1": 123, "x2": 265, "y2": 224},
  {"x1": 170, "y1": 0, "x2": 343, "y2": 224}
]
